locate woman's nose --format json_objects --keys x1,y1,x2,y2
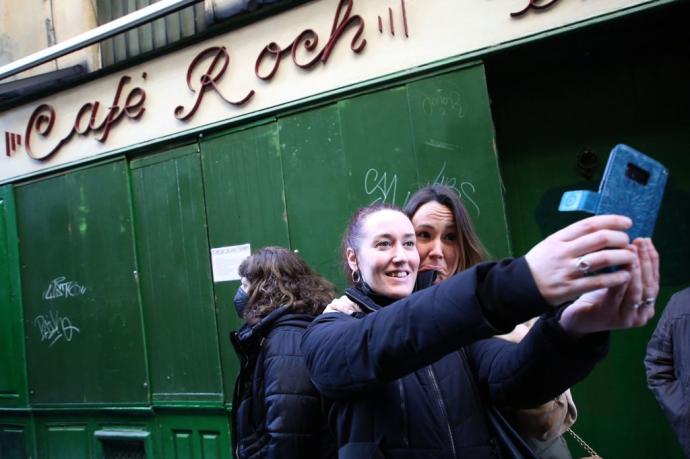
[
  {"x1": 392, "y1": 244, "x2": 407, "y2": 263},
  {"x1": 428, "y1": 239, "x2": 444, "y2": 259}
]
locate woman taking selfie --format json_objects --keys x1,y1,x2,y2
[
  {"x1": 403, "y1": 185, "x2": 576, "y2": 458},
  {"x1": 303, "y1": 203, "x2": 658, "y2": 458},
  {"x1": 230, "y1": 246, "x2": 336, "y2": 459}
]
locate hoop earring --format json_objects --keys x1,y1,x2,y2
[{"x1": 351, "y1": 269, "x2": 361, "y2": 284}]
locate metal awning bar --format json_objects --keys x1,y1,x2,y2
[{"x1": 0, "y1": 0, "x2": 203, "y2": 81}]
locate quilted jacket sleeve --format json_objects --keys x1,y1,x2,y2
[
  {"x1": 467, "y1": 312, "x2": 609, "y2": 409},
  {"x1": 645, "y1": 289, "x2": 690, "y2": 457},
  {"x1": 262, "y1": 326, "x2": 328, "y2": 459},
  {"x1": 302, "y1": 258, "x2": 552, "y2": 398}
]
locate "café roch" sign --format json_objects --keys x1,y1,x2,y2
[{"x1": 0, "y1": 0, "x2": 653, "y2": 183}]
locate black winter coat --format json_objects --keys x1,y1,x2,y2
[
  {"x1": 302, "y1": 258, "x2": 610, "y2": 459},
  {"x1": 231, "y1": 307, "x2": 336, "y2": 459},
  {"x1": 645, "y1": 287, "x2": 690, "y2": 457}
]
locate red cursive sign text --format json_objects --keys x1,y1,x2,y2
[{"x1": 25, "y1": 75, "x2": 146, "y2": 161}]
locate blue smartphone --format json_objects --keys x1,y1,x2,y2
[{"x1": 558, "y1": 144, "x2": 668, "y2": 240}]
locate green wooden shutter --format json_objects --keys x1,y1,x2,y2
[
  {"x1": 0, "y1": 186, "x2": 28, "y2": 409},
  {"x1": 0, "y1": 425, "x2": 28, "y2": 459},
  {"x1": 278, "y1": 105, "x2": 352, "y2": 284},
  {"x1": 16, "y1": 160, "x2": 148, "y2": 406},
  {"x1": 405, "y1": 66, "x2": 511, "y2": 258},
  {"x1": 130, "y1": 145, "x2": 223, "y2": 406},
  {"x1": 156, "y1": 413, "x2": 231, "y2": 459},
  {"x1": 200, "y1": 122, "x2": 290, "y2": 400}
]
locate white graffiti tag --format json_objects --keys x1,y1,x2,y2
[
  {"x1": 43, "y1": 276, "x2": 87, "y2": 300},
  {"x1": 362, "y1": 163, "x2": 481, "y2": 215},
  {"x1": 33, "y1": 311, "x2": 81, "y2": 347},
  {"x1": 364, "y1": 168, "x2": 409, "y2": 206},
  {"x1": 431, "y1": 162, "x2": 481, "y2": 216}
]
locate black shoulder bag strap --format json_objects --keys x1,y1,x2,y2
[{"x1": 459, "y1": 348, "x2": 541, "y2": 459}]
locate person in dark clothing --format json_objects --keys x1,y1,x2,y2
[
  {"x1": 302, "y1": 203, "x2": 658, "y2": 458},
  {"x1": 645, "y1": 286, "x2": 690, "y2": 457},
  {"x1": 403, "y1": 185, "x2": 575, "y2": 459},
  {"x1": 230, "y1": 246, "x2": 337, "y2": 459}
]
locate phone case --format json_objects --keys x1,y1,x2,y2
[{"x1": 558, "y1": 144, "x2": 668, "y2": 240}]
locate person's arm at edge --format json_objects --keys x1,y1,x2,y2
[{"x1": 645, "y1": 291, "x2": 690, "y2": 457}]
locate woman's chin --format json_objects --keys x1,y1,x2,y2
[{"x1": 377, "y1": 282, "x2": 415, "y2": 299}]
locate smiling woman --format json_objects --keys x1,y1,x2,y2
[
  {"x1": 404, "y1": 185, "x2": 487, "y2": 282},
  {"x1": 405, "y1": 185, "x2": 576, "y2": 457},
  {"x1": 411, "y1": 201, "x2": 461, "y2": 279},
  {"x1": 343, "y1": 204, "x2": 419, "y2": 299},
  {"x1": 303, "y1": 201, "x2": 658, "y2": 458}
]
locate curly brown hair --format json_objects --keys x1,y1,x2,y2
[{"x1": 238, "y1": 246, "x2": 336, "y2": 321}]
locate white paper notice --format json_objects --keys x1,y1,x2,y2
[{"x1": 210, "y1": 244, "x2": 251, "y2": 282}]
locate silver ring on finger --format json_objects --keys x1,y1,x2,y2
[
  {"x1": 576, "y1": 256, "x2": 591, "y2": 276},
  {"x1": 642, "y1": 297, "x2": 656, "y2": 308}
]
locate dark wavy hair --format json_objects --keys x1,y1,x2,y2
[
  {"x1": 238, "y1": 246, "x2": 335, "y2": 321},
  {"x1": 340, "y1": 203, "x2": 406, "y2": 285},
  {"x1": 403, "y1": 185, "x2": 487, "y2": 272}
]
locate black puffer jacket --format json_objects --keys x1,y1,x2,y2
[
  {"x1": 645, "y1": 287, "x2": 690, "y2": 457},
  {"x1": 231, "y1": 307, "x2": 336, "y2": 459},
  {"x1": 302, "y1": 258, "x2": 609, "y2": 458}
]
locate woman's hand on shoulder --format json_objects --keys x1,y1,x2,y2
[
  {"x1": 525, "y1": 215, "x2": 637, "y2": 306},
  {"x1": 559, "y1": 238, "x2": 659, "y2": 335},
  {"x1": 323, "y1": 295, "x2": 362, "y2": 315}
]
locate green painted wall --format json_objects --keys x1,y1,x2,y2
[
  {"x1": 0, "y1": 186, "x2": 28, "y2": 410},
  {"x1": 131, "y1": 146, "x2": 223, "y2": 407},
  {"x1": 14, "y1": 161, "x2": 149, "y2": 407},
  {"x1": 154, "y1": 412, "x2": 231, "y2": 459},
  {"x1": 0, "y1": 415, "x2": 35, "y2": 459},
  {"x1": 33, "y1": 414, "x2": 153, "y2": 459},
  {"x1": 201, "y1": 122, "x2": 292, "y2": 401},
  {"x1": 486, "y1": 2, "x2": 690, "y2": 457}
]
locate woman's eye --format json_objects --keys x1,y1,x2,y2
[
  {"x1": 376, "y1": 240, "x2": 391, "y2": 248},
  {"x1": 403, "y1": 240, "x2": 416, "y2": 248},
  {"x1": 416, "y1": 231, "x2": 431, "y2": 239},
  {"x1": 443, "y1": 233, "x2": 458, "y2": 242}
]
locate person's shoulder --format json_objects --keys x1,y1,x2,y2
[
  {"x1": 671, "y1": 286, "x2": 690, "y2": 304},
  {"x1": 267, "y1": 313, "x2": 314, "y2": 335},
  {"x1": 310, "y1": 310, "x2": 360, "y2": 325},
  {"x1": 663, "y1": 287, "x2": 690, "y2": 318},
  {"x1": 263, "y1": 318, "x2": 312, "y2": 358}
]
